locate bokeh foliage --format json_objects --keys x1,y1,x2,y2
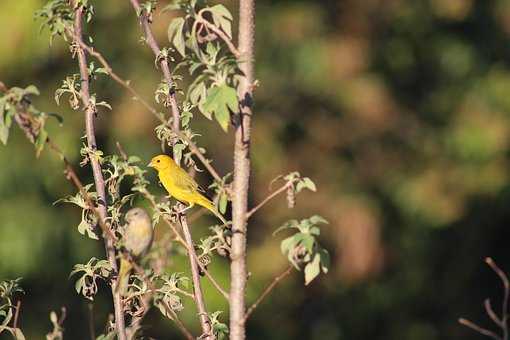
[{"x1": 1, "y1": 0, "x2": 510, "y2": 339}]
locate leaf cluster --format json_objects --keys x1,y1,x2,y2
[
  {"x1": 0, "y1": 278, "x2": 25, "y2": 339},
  {"x1": 70, "y1": 257, "x2": 112, "y2": 300},
  {"x1": 275, "y1": 216, "x2": 330, "y2": 285}
]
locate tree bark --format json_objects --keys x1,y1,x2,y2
[{"x1": 230, "y1": 1, "x2": 255, "y2": 339}]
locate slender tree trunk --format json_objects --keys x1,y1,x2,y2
[{"x1": 230, "y1": 1, "x2": 255, "y2": 339}]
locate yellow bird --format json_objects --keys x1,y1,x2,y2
[
  {"x1": 148, "y1": 154, "x2": 227, "y2": 225},
  {"x1": 117, "y1": 207, "x2": 153, "y2": 295}
]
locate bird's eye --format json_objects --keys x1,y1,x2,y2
[{"x1": 156, "y1": 159, "x2": 160, "y2": 163}]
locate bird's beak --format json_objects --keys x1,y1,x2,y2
[{"x1": 147, "y1": 160, "x2": 154, "y2": 168}]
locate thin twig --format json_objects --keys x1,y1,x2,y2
[
  {"x1": 128, "y1": 257, "x2": 194, "y2": 340},
  {"x1": 246, "y1": 183, "x2": 291, "y2": 219},
  {"x1": 459, "y1": 318, "x2": 502, "y2": 340},
  {"x1": 244, "y1": 265, "x2": 293, "y2": 322},
  {"x1": 196, "y1": 9, "x2": 240, "y2": 58},
  {"x1": 12, "y1": 300, "x2": 21, "y2": 329},
  {"x1": 180, "y1": 216, "x2": 214, "y2": 338},
  {"x1": 71, "y1": 5, "x2": 127, "y2": 340},
  {"x1": 460, "y1": 258, "x2": 510, "y2": 340},
  {"x1": 486, "y1": 299, "x2": 504, "y2": 328},
  {"x1": 166, "y1": 307, "x2": 194, "y2": 340},
  {"x1": 163, "y1": 213, "x2": 230, "y2": 301},
  {"x1": 487, "y1": 257, "x2": 510, "y2": 340}
]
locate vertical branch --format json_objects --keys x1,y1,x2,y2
[
  {"x1": 128, "y1": 1, "x2": 213, "y2": 337},
  {"x1": 72, "y1": 5, "x2": 127, "y2": 340},
  {"x1": 180, "y1": 216, "x2": 214, "y2": 338},
  {"x1": 230, "y1": 0, "x2": 255, "y2": 339}
]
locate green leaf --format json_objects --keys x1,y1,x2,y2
[
  {"x1": 296, "y1": 177, "x2": 317, "y2": 192},
  {"x1": 219, "y1": 192, "x2": 228, "y2": 214},
  {"x1": 273, "y1": 219, "x2": 299, "y2": 235},
  {"x1": 209, "y1": 5, "x2": 233, "y2": 38},
  {"x1": 280, "y1": 235, "x2": 297, "y2": 255},
  {"x1": 189, "y1": 82, "x2": 208, "y2": 108},
  {"x1": 48, "y1": 112, "x2": 64, "y2": 125},
  {"x1": 173, "y1": 143, "x2": 186, "y2": 165},
  {"x1": 304, "y1": 253, "x2": 321, "y2": 285},
  {"x1": 301, "y1": 234, "x2": 315, "y2": 253},
  {"x1": 168, "y1": 17, "x2": 185, "y2": 57},
  {"x1": 319, "y1": 248, "x2": 330, "y2": 274},
  {"x1": 209, "y1": 4, "x2": 233, "y2": 21},
  {"x1": 162, "y1": 3, "x2": 182, "y2": 12},
  {"x1": 0, "y1": 107, "x2": 13, "y2": 145},
  {"x1": 24, "y1": 84, "x2": 40, "y2": 96},
  {"x1": 309, "y1": 226, "x2": 320, "y2": 236},
  {"x1": 13, "y1": 327, "x2": 26, "y2": 340},
  {"x1": 128, "y1": 155, "x2": 141, "y2": 163},
  {"x1": 77, "y1": 219, "x2": 99, "y2": 240},
  {"x1": 35, "y1": 128, "x2": 48, "y2": 157},
  {"x1": 203, "y1": 85, "x2": 238, "y2": 132},
  {"x1": 309, "y1": 215, "x2": 328, "y2": 225}
]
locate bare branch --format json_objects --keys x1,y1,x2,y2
[
  {"x1": 71, "y1": 5, "x2": 127, "y2": 339},
  {"x1": 128, "y1": 0, "x2": 180, "y2": 133},
  {"x1": 244, "y1": 265, "x2": 293, "y2": 322},
  {"x1": 460, "y1": 258, "x2": 510, "y2": 340},
  {"x1": 486, "y1": 257, "x2": 510, "y2": 339},
  {"x1": 459, "y1": 318, "x2": 502, "y2": 340},
  {"x1": 485, "y1": 299, "x2": 504, "y2": 328},
  {"x1": 246, "y1": 183, "x2": 291, "y2": 219}
]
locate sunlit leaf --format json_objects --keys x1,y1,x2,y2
[
  {"x1": 203, "y1": 85, "x2": 238, "y2": 132},
  {"x1": 168, "y1": 17, "x2": 185, "y2": 57},
  {"x1": 304, "y1": 253, "x2": 321, "y2": 285}
]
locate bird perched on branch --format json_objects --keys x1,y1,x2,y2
[
  {"x1": 148, "y1": 154, "x2": 228, "y2": 225},
  {"x1": 117, "y1": 207, "x2": 153, "y2": 295}
]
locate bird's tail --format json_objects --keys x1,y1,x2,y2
[
  {"x1": 196, "y1": 194, "x2": 228, "y2": 226},
  {"x1": 116, "y1": 257, "x2": 132, "y2": 295}
]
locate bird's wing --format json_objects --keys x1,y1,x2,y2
[{"x1": 173, "y1": 167, "x2": 200, "y2": 193}]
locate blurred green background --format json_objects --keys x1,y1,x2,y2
[{"x1": 2, "y1": 0, "x2": 510, "y2": 339}]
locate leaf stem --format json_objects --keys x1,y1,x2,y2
[
  {"x1": 244, "y1": 265, "x2": 293, "y2": 322},
  {"x1": 246, "y1": 183, "x2": 291, "y2": 219}
]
